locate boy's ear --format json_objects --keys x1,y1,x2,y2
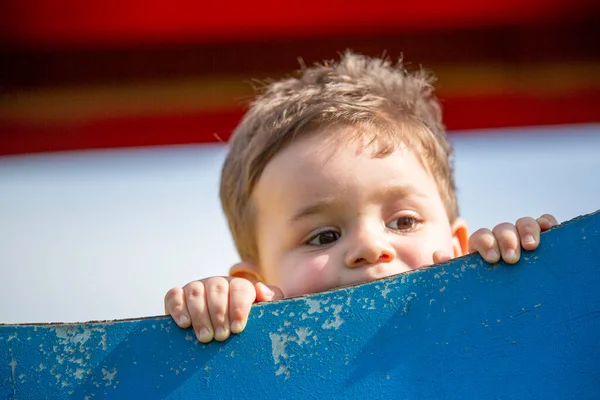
[
  {"x1": 451, "y1": 217, "x2": 469, "y2": 257},
  {"x1": 229, "y1": 261, "x2": 264, "y2": 284}
]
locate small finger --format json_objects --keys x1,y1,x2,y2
[
  {"x1": 492, "y1": 222, "x2": 520, "y2": 264},
  {"x1": 228, "y1": 278, "x2": 256, "y2": 334},
  {"x1": 164, "y1": 287, "x2": 192, "y2": 328},
  {"x1": 468, "y1": 228, "x2": 501, "y2": 263},
  {"x1": 184, "y1": 281, "x2": 214, "y2": 343},
  {"x1": 515, "y1": 217, "x2": 541, "y2": 251},
  {"x1": 205, "y1": 277, "x2": 231, "y2": 342},
  {"x1": 255, "y1": 282, "x2": 285, "y2": 303},
  {"x1": 537, "y1": 214, "x2": 559, "y2": 231}
]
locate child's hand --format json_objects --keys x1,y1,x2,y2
[
  {"x1": 468, "y1": 214, "x2": 558, "y2": 264},
  {"x1": 164, "y1": 276, "x2": 284, "y2": 343}
]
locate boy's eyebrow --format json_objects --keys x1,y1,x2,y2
[
  {"x1": 377, "y1": 184, "x2": 423, "y2": 201},
  {"x1": 289, "y1": 199, "x2": 336, "y2": 223}
]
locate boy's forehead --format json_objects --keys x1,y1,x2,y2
[
  {"x1": 266, "y1": 127, "x2": 382, "y2": 171},
  {"x1": 280, "y1": 123, "x2": 425, "y2": 168},
  {"x1": 313, "y1": 122, "x2": 425, "y2": 153},
  {"x1": 257, "y1": 131, "x2": 428, "y2": 195},
  {"x1": 251, "y1": 122, "x2": 436, "y2": 207}
]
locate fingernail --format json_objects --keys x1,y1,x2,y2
[
  {"x1": 505, "y1": 248, "x2": 517, "y2": 260},
  {"x1": 486, "y1": 249, "x2": 498, "y2": 261},
  {"x1": 541, "y1": 218, "x2": 550, "y2": 226},
  {"x1": 198, "y1": 327, "x2": 211, "y2": 342},
  {"x1": 178, "y1": 314, "x2": 188, "y2": 326},
  {"x1": 231, "y1": 321, "x2": 243, "y2": 334},
  {"x1": 215, "y1": 326, "x2": 227, "y2": 340},
  {"x1": 523, "y1": 234, "x2": 535, "y2": 245}
]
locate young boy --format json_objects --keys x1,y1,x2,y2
[{"x1": 164, "y1": 51, "x2": 558, "y2": 343}]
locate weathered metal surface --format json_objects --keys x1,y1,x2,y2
[{"x1": 2, "y1": 211, "x2": 599, "y2": 399}]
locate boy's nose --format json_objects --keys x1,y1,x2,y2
[{"x1": 345, "y1": 225, "x2": 396, "y2": 268}]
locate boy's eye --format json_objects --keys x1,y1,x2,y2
[
  {"x1": 387, "y1": 216, "x2": 417, "y2": 231},
  {"x1": 307, "y1": 231, "x2": 341, "y2": 246}
]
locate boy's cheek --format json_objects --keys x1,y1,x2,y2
[
  {"x1": 397, "y1": 238, "x2": 450, "y2": 268},
  {"x1": 306, "y1": 254, "x2": 330, "y2": 274},
  {"x1": 282, "y1": 254, "x2": 332, "y2": 297}
]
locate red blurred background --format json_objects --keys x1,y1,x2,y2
[{"x1": 1, "y1": 0, "x2": 599, "y2": 155}]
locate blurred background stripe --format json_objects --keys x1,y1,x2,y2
[{"x1": 2, "y1": 0, "x2": 598, "y2": 155}]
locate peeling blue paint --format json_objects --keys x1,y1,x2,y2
[{"x1": 1, "y1": 210, "x2": 599, "y2": 399}]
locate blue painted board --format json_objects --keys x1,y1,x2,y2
[{"x1": 2, "y1": 210, "x2": 600, "y2": 399}]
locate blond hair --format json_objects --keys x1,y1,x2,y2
[{"x1": 220, "y1": 51, "x2": 458, "y2": 263}]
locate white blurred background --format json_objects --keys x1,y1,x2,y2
[{"x1": 0, "y1": 123, "x2": 598, "y2": 324}]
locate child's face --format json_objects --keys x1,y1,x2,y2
[{"x1": 245, "y1": 127, "x2": 468, "y2": 298}]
